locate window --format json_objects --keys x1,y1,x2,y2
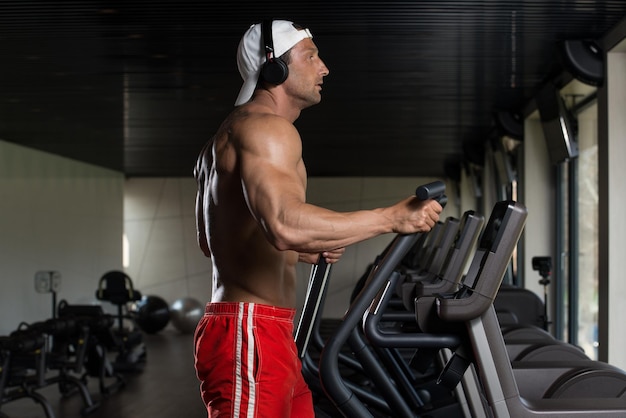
[{"x1": 555, "y1": 82, "x2": 598, "y2": 359}]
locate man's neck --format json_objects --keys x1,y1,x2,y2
[{"x1": 250, "y1": 89, "x2": 302, "y2": 123}]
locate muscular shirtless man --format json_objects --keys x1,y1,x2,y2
[{"x1": 193, "y1": 20, "x2": 442, "y2": 418}]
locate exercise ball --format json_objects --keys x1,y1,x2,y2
[
  {"x1": 170, "y1": 297, "x2": 204, "y2": 334},
  {"x1": 134, "y1": 295, "x2": 170, "y2": 334}
]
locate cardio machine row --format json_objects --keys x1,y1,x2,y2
[{"x1": 295, "y1": 180, "x2": 626, "y2": 418}]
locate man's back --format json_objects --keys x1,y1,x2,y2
[{"x1": 196, "y1": 104, "x2": 303, "y2": 308}]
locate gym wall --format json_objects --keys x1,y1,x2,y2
[
  {"x1": 0, "y1": 140, "x2": 124, "y2": 335},
  {"x1": 123, "y1": 177, "x2": 211, "y2": 316}
]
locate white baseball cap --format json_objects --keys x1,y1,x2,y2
[{"x1": 235, "y1": 20, "x2": 313, "y2": 106}]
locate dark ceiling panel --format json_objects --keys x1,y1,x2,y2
[{"x1": 0, "y1": 1, "x2": 625, "y2": 178}]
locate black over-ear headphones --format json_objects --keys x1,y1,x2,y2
[{"x1": 260, "y1": 19, "x2": 289, "y2": 85}]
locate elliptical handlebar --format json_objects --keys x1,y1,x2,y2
[
  {"x1": 417, "y1": 180, "x2": 447, "y2": 207},
  {"x1": 296, "y1": 181, "x2": 446, "y2": 359},
  {"x1": 416, "y1": 180, "x2": 444, "y2": 200},
  {"x1": 318, "y1": 181, "x2": 446, "y2": 418},
  {"x1": 295, "y1": 256, "x2": 331, "y2": 358}
]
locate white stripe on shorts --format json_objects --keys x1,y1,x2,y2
[
  {"x1": 233, "y1": 303, "x2": 244, "y2": 417},
  {"x1": 232, "y1": 303, "x2": 257, "y2": 418},
  {"x1": 246, "y1": 303, "x2": 256, "y2": 418}
]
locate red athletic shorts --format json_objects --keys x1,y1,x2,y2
[{"x1": 194, "y1": 302, "x2": 314, "y2": 418}]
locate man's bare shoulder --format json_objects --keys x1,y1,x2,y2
[{"x1": 229, "y1": 104, "x2": 300, "y2": 145}]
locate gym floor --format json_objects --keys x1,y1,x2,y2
[{"x1": 1, "y1": 329, "x2": 206, "y2": 418}]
